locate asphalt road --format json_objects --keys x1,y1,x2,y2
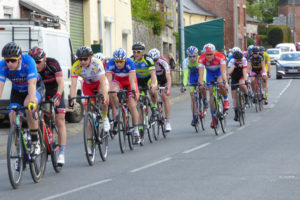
[{"x1": 0, "y1": 68, "x2": 299, "y2": 199}]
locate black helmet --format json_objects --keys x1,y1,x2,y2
[
  {"x1": 132, "y1": 42, "x2": 145, "y2": 50},
  {"x1": 28, "y1": 46, "x2": 46, "y2": 61},
  {"x1": 233, "y1": 51, "x2": 243, "y2": 60},
  {"x1": 2, "y1": 42, "x2": 22, "y2": 58},
  {"x1": 76, "y1": 46, "x2": 93, "y2": 58},
  {"x1": 259, "y1": 46, "x2": 265, "y2": 52},
  {"x1": 252, "y1": 46, "x2": 260, "y2": 53}
]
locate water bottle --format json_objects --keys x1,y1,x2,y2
[
  {"x1": 47, "y1": 126, "x2": 53, "y2": 144},
  {"x1": 93, "y1": 113, "x2": 98, "y2": 127}
]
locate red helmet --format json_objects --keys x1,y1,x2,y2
[{"x1": 28, "y1": 47, "x2": 45, "y2": 61}]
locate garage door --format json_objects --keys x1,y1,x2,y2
[{"x1": 69, "y1": 0, "x2": 84, "y2": 53}]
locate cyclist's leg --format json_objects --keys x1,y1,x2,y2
[
  {"x1": 8, "y1": 90, "x2": 26, "y2": 126},
  {"x1": 127, "y1": 81, "x2": 140, "y2": 142},
  {"x1": 231, "y1": 79, "x2": 238, "y2": 121},
  {"x1": 109, "y1": 80, "x2": 121, "y2": 120},
  {"x1": 189, "y1": 73, "x2": 198, "y2": 124},
  {"x1": 250, "y1": 71, "x2": 257, "y2": 93},
  {"x1": 148, "y1": 77, "x2": 158, "y2": 108}
]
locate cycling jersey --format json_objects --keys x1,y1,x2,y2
[
  {"x1": 155, "y1": 58, "x2": 170, "y2": 85},
  {"x1": 263, "y1": 52, "x2": 271, "y2": 72},
  {"x1": 0, "y1": 54, "x2": 37, "y2": 93},
  {"x1": 228, "y1": 58, "x2": 247, "y2": 90},
  {"x1": 132, "y1": 55, "x2": 155, "y2": 79},
  {"x1": 39, "y1": 57, "x2": 63, "y2": 97},
  {"x1": 71, "y1": 58, "x2": 105, "y2": 84},
  {"x1": 247, "y1": 54, "x2": 264, "y2": 71}
]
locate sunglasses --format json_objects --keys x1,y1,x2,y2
[
  {"x1": 35, "y1": 60, "x2": 42, "y2": 64},
  {"x1": 133, "y1": 50, "x2": 142, "y2": 54},
  {"x1": 115, "y1": 59, "x2": 126, "y2": 63},
  {"x1": 79, "y1": 57, "x2": 89, "y2": 61},
  {"x1": 4, "y1": 59, "x2": 18, "y2": 63},
  {"x1": 188, "y1": 55, "x2": 197, "y2": 58},
  {"x1": 153, "y1": 58, "x2": 159, "y2": 62},
  {"x1": 205, "y1": 53, "x2": 213, "y2": 56},
  {"x1": 253, "y1": 52, "x2": 259, "y2": 55}
]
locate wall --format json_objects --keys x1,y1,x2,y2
[
  {"x1": 237, "y1": 0, "x2": 247, "y2": 50},
  {"x1": 0, "y1": 0, "x2": 20, "y2": 18},
  {"x1": 183, "y1": 13, "x2": 215, "y2": 26}
]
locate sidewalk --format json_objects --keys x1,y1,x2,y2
[{"x1": 0, "y1": 86, "x2": 188, "y2": 153}]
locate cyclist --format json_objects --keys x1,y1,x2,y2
[
  {"x1": 131, "y1": 42, "x2": 158, "y2": 114},
  {"x1": 247, "y1": 46, "x2": 267, "y2": 104},
  {"x1": 69, "y1": 46, "x2": 110, "y2": 153},
  {"x1": 28, "y1": 47, "x2": 66, "y2": 165},
  {"x1": 228, "y1": 47, "x2": 241, "y2": 62},
  {"x1": 259, "y1": 46, "x2": 271, "y2": 104},
  {"x1": 0, "y1": 42, "x2": 45, "y2": 155},
  {"x1": 198, "y1": 43, "x2": 229, "y2": 128},
  {"x1": 228, "y1": 50, "x2": 248, "y2": 121},
  {"x1": 181, "y1": 46, "x2": 208, "y2": 126},
  {"x1": 148, "y1": 48, "x2": 172, "y2": 132},
  {"x1": 106, "y1": 48, "x2": 141, "y2": 144}
]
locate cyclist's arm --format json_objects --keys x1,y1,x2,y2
[
  {"x1": 243, "y1": 67, "x2": 248, "y2": 81},
  {"x1": 150, "y1": 70, "x2": 157, "y2": 87},
  {"x1": 56, "y1": 76, "x2": 64, "y2": 95},
  {"x1": 70, "y1": 77, "x2": 77, "y2": 99},
  {"x1": 99, "y1": 74, "x2": 108, "y2": 102},
  {"x1": 106, "y1": 72, "x2": 113, "y2": 83},
  {"x1": 247, "y1": 61, "x2": 251, "y2": 73},
  {"x1": 220, "y1": 63, "x2": 227, "y2": 83},
  {"x1": 129, "y1": 71, "x2": 137, "y2": 93},
  {"x1": 0, "y1": 82, "x2": 5, "y2": 99},
  {"x1": 227, "y1": 60, "x2": 235, "y2": 75},
  {"x1": 261, "y1": 60, "x2": 266, "y2": 73},
  {"x1": 182, "y1": 59, "x2": 189, "y2": 86},
  {"x1": 198, "y1": 66, "x2": 204, "y2": 84},
  {"x1": 28, "y1": 78, "x2": 37, "y2": 102},
  {"x1": 166, "y1": 72, "x2": 171, "y2": 91}
]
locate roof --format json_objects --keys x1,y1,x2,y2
[
  {"x1": 246, "y1": 14, "x2": 260, "y2": 23},
  {"x1": 19, "y1": 0, "x2": 57, "y2": 17},
  {"x1": 279, "y1": 0, "x2": 300, "y2": 5},
  {"x1": 183, "y1": 0, "x2": 216, "y2": 17}
]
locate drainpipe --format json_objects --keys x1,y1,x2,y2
[
  {"x1": 98, "y1": 0, "x2": 103, "y2": 52},
  {"x1": 179, "y1": 0, "x2": 185, "y2": 86}
]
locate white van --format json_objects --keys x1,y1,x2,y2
[
  {"x1": 275, "y1": 43, "x2": 297, "y2": 53},
  {"x1": 0, "y1": 19, "x2": 83, "y2": 123}
]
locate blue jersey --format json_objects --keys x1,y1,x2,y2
[
  {"x1": 0, "y1": 54, "x2": 37, "y2": 93},
  {"x1": 106, "y1": 58, "x2": 135, "y2": 78}
]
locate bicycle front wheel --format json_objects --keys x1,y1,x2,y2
[
  {"x1": 118, "y1": 107, "x2": 126, "y2": 153},
  {"x1": 50, "y1": 125, "x2": 62, "y2": 173},
  {"x1": 7, "y1": 125, "x2": 24, "y2": 189},
  {"x1": 98, "y1": 122, "x2": 108, "y2": 161},
  {"x1": 210, "y1": 96, "x2": 219, "y2": 136},
  {"x1": 30, "y1": 128, "x2": 47, "y2": 183},
  {"x1": 192, "y1": 95, "x2": 199, "y2": 133},
  {"x1": 127, "y1": 112, "x2": 134, "y2": 151},
  {"x1": 219, "y1": 97, "x2": 227, "y2": 134},
  {"x1": 83, "y1": 113, "x2": 96, "y2": 166}
]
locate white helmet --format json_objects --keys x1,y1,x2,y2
[
  {"x1": 148, "y1": 48, "x2": 160, "y2": 60},
  {"x1": 203, "y1": 43, "x2": 216, "y2": 53},
  {"x1": 231, "y1": 47, "x2": 241, "y2": 53},
  {"x1": 94, "y1": 52, "x2": 105, "y2": 62}
]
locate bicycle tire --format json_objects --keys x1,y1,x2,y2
[
  {"x1": 236, "y1": 91, "x2": 242, "y2": 126},
  {"x1": 30, "y1": 127, "x2": 47, "y2": 183},
  {"x1": 219, "y1": 96, "x2": 227, "y2": 134},
  {"x1": 98, "y1": 121, "x2": 108, "y2": 161},
  {"x1": 127, "y1": 112, "x2": 134, "y2": 150},
  {"x1": 144, "y1": 104, "x2": 153, "y2": 143},
  {"x1": 7, "y1": 125, "x2": 23, "y2": 189},
  {"x1": 118, "y1": 107, "x2": 126, "y2": 153},
  {"x1": 137, "y1": 103, "x2": 146, "y2": 146},
  {"x1": 148, "y1": 100, "x2": 158, "y2": 141},
  {"x1": 193, "y1": 95, "x2": 199, "y2": 133},
  {"x1": 50, "y1": 125, "x2": 62, "y2": 173},
  {"x1": 198, "y1": 93, "x2": 205, "y2": 131},
  {"x1": 240, "y1": 94, "x2": 246, "y2": 125},
  {"x1": 107, "y1": 105, "x2": 115, "y2": 140},
  {"x1": 83, "y1": 113, "x2": 96, "y2": 165},
  {"x1": 158, "y1": 102, "x2": 167, "y2": 138},
  {"x1": 210, "y1": 96, "x2": 219, "y2": 136}
]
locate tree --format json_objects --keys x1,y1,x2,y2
[{"x1": 246, "y1": 0, "x2": 280, "y2": 23}]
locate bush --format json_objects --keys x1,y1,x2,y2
[
  {"x1": 259, "y1": 34, "x2": 268, "y2": 46},
  {"x1": 258, "y1": 23, "x2": 267, "y2": 35},
  {"x1": 267, "y1": 28, "x2": 283, "y2": 47},
  {"x1": 247, "y1": 36, "x2": 256, "y2": 46},
  {"x1": 267, "y1": 25, "x2": 292, "y2": 44}
]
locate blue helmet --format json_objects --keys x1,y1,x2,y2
[
  {"x1": 113, "y1": 48, "x2": 127, "y2": 60},
  {"x1": 186, "y1": 46, "x2": 198, "y2": 56}
]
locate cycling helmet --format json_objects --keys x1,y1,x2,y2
[
  {"x1": 252, "y1": 46, "x2": 260, "y2": 53},
  {"x1": 231, "y1": 47, "x2": 241, "y2": 53},
  {"x1": 259, "y1": 46, "x2": 265, "y2": 52},
  {"x1": 76, "y1": 46, "x2": 93, "y2": 58},
  {"x1": 248, "y1": 45, "x2": 254, "y2": 50},
  {"x1": 2, "y1": 42, "x2": 22, "y2": 58},
  {"x1": 132, "y1": 42, "x2": 145, "y2": 50},
  {"x1": 28, "y1": 47, "x2": 46, "y2": 61},
  {"x1": 94, "y1": 52, "x2": 105, "y2": 62},
  {"x1": 113, "y1": 48, "x2": 127, "y2": 60},
  {"x1": 148, "y1": 48, "x2": 160, "y2": 60},
  {"x1": 203, "y1": 43, "x2": 216, "y2": 53},
  {"x1": 233, "y1": 51, "x2": 243, "y2": 60},
  {"x1": 186, "y1": 46, "x2": 198, "y2": 56}
]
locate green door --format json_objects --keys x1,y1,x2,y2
[{"x1": 69, "y1": 0, "x2": 84, "y2": 53}]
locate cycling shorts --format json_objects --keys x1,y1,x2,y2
[
  {"x1": 45, "y1": 92, "x2": 66, "y2": 114},
  {"x1": 231, "y1": 76, "x2": 245, "y2": 90},
  {"x1": 206, "y1": 69, "x2": 222, "y2": 88},
  {"x1": 114, "y1": 76, "x2": 138, "y2": 97},
  {"x1": 82, "y1": 81, "x2": 100, "y2": 105},
  {"x1": 188, "y1": 73, "x2": 199, "y2": 93},
  {"x1": 250, "y1": 70, "x2": 263, "y2": 77}
]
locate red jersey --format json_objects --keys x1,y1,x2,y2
[{"x1": 198, "y1": 51, "x2": 226, "y2": 72}]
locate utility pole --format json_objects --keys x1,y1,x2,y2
[
  {"x1": 292, "y1": 0, "x2": 296, "y2": 43},
  {"x1": 178, "y1": 0, "x2": 185, "y2": 84}
]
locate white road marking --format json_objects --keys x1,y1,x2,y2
[
  {"x1": 216, "y1": 132, "x2": 234, "y2": 140},
  {"x1": 182, "y1": 143, "x2": 211, "y2": 154},
  {"x1": 41, "y1": 179, "x2": 112, "y2": 200},
  {"x1": 130, "y1": 157, "x2": 172, "y2": 173},
  {"x1": 279, "y1": 80, "x2": 292, "y2": 97}
]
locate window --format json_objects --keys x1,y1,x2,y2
[
  {"x1": 3, "y1": 6, "x2": 13, "y2": 19},
  {"x1": 105, "y1": 22, "x2": 112, "y2": 58}
]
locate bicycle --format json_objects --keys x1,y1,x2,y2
[
  {"x1": 207, "y1": 81, "x2": 227, "y2": 135},
  {"x1": 109, "y1": 90, "x2": 135, "y2": 153},
  {"x1": 187, "y1": 83, "x2": 206, "y2": 133},
  {"x1": 231, "y1": 83, "x2": 247, "y2": 126},
  {"x1": 39, "y1": 99, "x2": 62, "y2": 173},
  {"x1": 1, "y1": 106, "x2": 47, "y2": 189},
  {"x1": 156, "y1": 86, "x2": 168, "y2": 139},
  {"x1": 137, "y1": 87, "x2": 157, "y2": 145},
  {"x1": 70, "y1": 93, "x2": 109, "y2": 166},
  {"x1": 253, "y1": 74, "x2": 264, "y2": 112}
]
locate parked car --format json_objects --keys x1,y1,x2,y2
[
  {"x1": 276, "y1": 52, "x2": 300, "y2": 79},
  {"x1": 266, "y1": 48, "x2": 281, "y2": 64},
  {"x1": 275, "y1": 43, "x2": 297, "y2": 53},
  {"x1": 296, "y1": 42, "x2": 300, "y2": 51},
  {"x1": 0, "y1": 19, "x2": 83, "y2": 123}
]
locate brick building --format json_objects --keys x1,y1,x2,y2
[
  {"x1": 278, "y1": 0, "x2": 300, "y2": 42},
  {"x1": 194, "y1": 0, "x2": 247, "y2": 50}
]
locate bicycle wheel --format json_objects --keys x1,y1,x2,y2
[
  {"x1": 30, "y1": 128, "x2": 47, "y2": 183},
  {"x1": 98, "y1": 120, "x2": 108, "y2": 161},
  {"x1": 127, "y1": 112, "x2": 134, "y2": 151},
  {"x1": 107, "y1": 105, "x2": 114, "y2": 140},
  {"x1": 210, "y1": 96, "x2": 219, "y2": 136},
  {"x1": 199, "y1": 101, "x2": 205, "y2": 131},
  {"x1": 118, "y1": 107, "x2": 126, "y2": 153},
  {"x1": 50, "y1": 125, "x2": 62, "y2": 173},
  {"x1": 193, "y1": 95, "x2": 199, "y2": 133},
  {"x1": 144, "y1": 104, "x2": 153, "y2": 144},
  {"x1": 237, "y1": 91, "x2": 242, "y2": 127},
  {"x1": 137, "y1": 103, "x2": 146, "y2": 146},
  {"x1": 148, "y1": 101, "x2": 158, "y2": 141},
  {"x1": 219, "y1": 96, "x2": 227, "y2": 134},
  {"x1": 83, "y1": 113, "x2": 96, "y2": 165},
  {"x1": 240, "y1": 94, "x2": 246, "y2": 125},
  {"x1": 7, "y1": 125, "x2": 24, "y2": 189}
]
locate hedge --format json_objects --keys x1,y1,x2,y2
[
  {"x1": 267, "y1": 28, "x2": 283, "y2": 47},
  {"x1": 259, "y1": 34, "x2": 268, "y2": 46},
  {"x1": 267, "y1": 25, "x2": 293, "y2": 44}
]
